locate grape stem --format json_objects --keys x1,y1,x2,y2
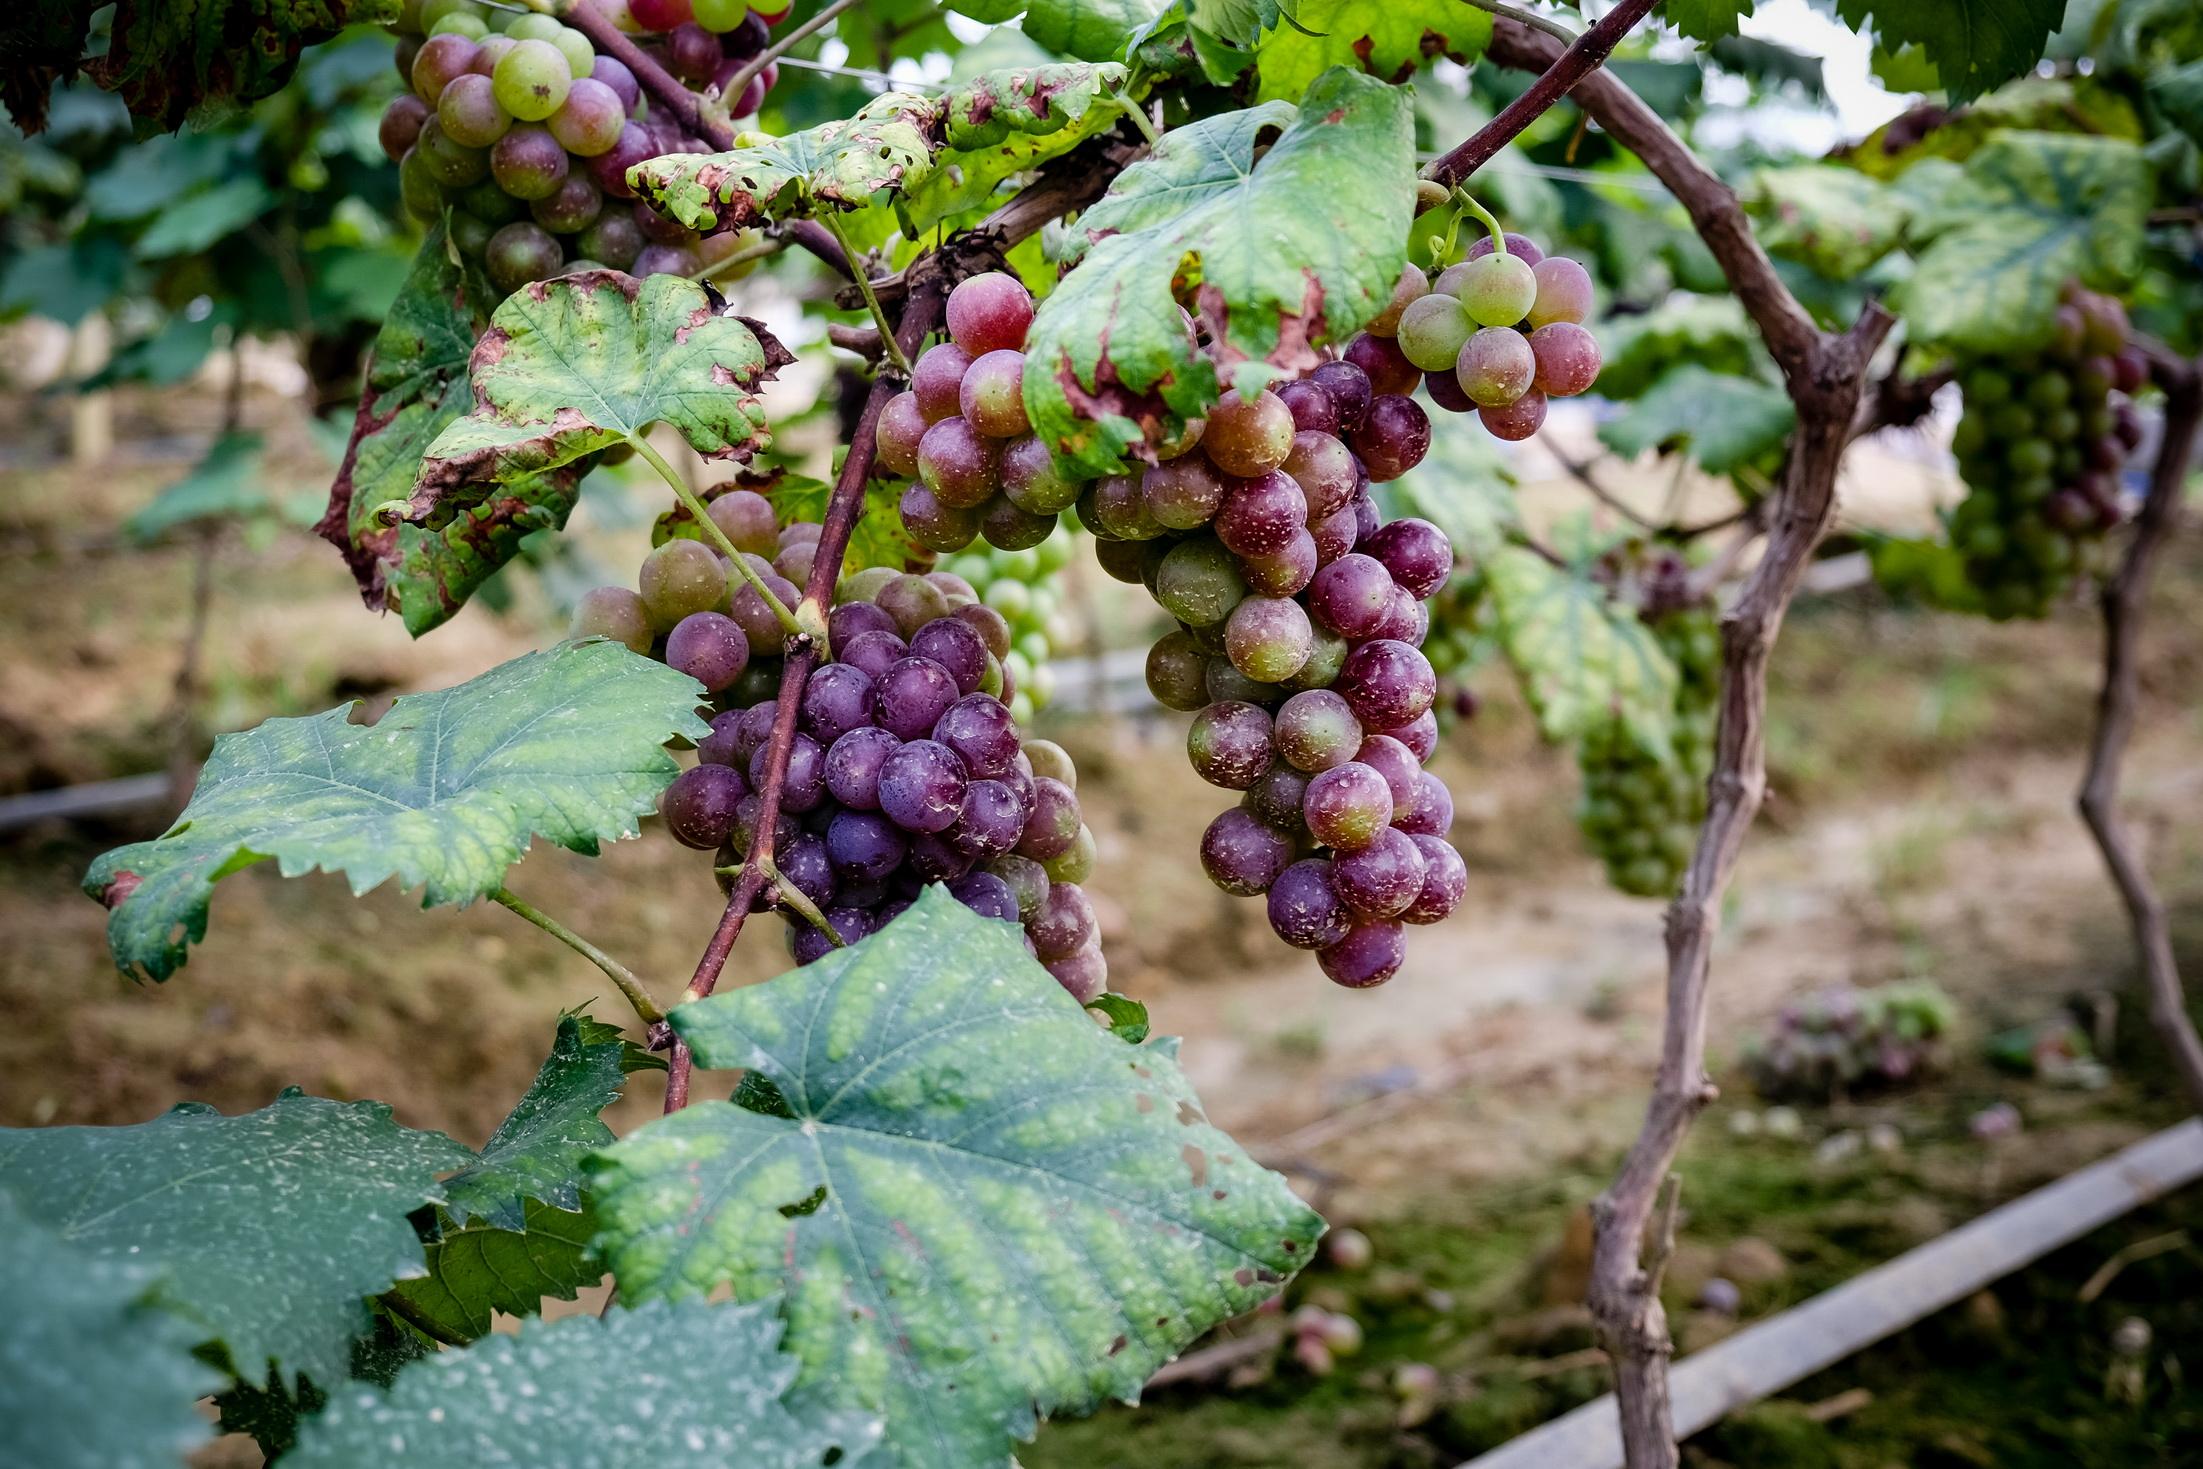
[
  {"x1": 628, "y1": 434, "x2": 804, "y2": 642},
  {"x1": 715, "y1": 0, "x2": 864, "y2": 116},
  {"x1": 1455, "y1": 0, "x2": 1579, "y2": 44},
  {"x1": 492, "y1": 887, "x2": 665, "y2": 1025},
  {"x1": 825, "y1": 212, "x2": 914, "y2": 376},
  {"x1": 719, "y1": 857, "x2": 848, "y2": 947},
  {"x1": 1452, "y1": 189, "x2": 1508, "y2": 255},
  {"x1": 1110, "y1": 78, "x2": 1163, "y2": 151},
  {"x1": 2078, "y1": 340, "x2": 2203, "y2": 1111}
]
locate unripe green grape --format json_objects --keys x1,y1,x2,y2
[
  {"x1": 422, "y1": 0, "x2": 485, "y2": 26},
  {"x1": 429, "y1": 12, "x2": 488, "y2": 39},
  {"x1": 1454, "y1": 252, "x2": 1537, "y2": 328},
  {"x1": 490, "y1": 123, "x2": 568, "y2": 200},
  {"x1": 1395, "y1": 292, "x2": 1474, "y2": 373},
  {"x1": 570, "y1": 585, "x2": 653, "y2": 652},
  {"x1": 692, "y1": 0, "x2": 753, "y2": 29},
  {"x1": 1155, "y1": 537, "x2": 1248, "y2": 627},
  {"x1": 504, "y1": 13, "x2": 565, "y2": 41},
  {"x1": 484, "y1": 220, "x2": 565, "y2": 294},
  {"x1": 548, "y1": 25, "x2": 598, "y2": 80},
  {"x1": 397, "y1": 146, "x2": 449, "y2": 220},
  {"x1": 449, "y1": 209, "x2": 496, "y2": 256},
  {"x1": 494, "y1": 38, "x2": 572, "y2": 122},
  {"x1": 639, "y1": 538, "x2": 728, "y2": 630},
  {"x1": 1455, "y1": 327, "x2": 1534, "y2": 407}
]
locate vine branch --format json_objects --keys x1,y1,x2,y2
[{"x1": 2078, "y1": 341, "x2": 2203, "y2": 1111}]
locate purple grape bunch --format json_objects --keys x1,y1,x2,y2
[
  {"x1": 575, "y1": 537, "x2": 1109, "y2": 1003},
  {"x1": 1346, "y1": 231, "x2": 1601, "y2": 443},
  {"x1": 382, "y1": 1, "x2": 781, "y2": 295}
]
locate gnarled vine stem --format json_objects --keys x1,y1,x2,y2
[{"x1": 2078, "y1": 342, "x2": 2203, "y2": 1111}]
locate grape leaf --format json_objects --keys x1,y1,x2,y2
[
  {"x1": 317, "y1": 222, "x2": 581, "y2": 635},
  {"x1": 1849, "y1": 78, "x2": 2144, "y2": 179},
  {"x1": 1485, "y1": 544, "x2": 1678, "y2": 744},
  {"x1": 766, "y1": 473, "x2": 925, "y2": 576},
  {"x1": 1894, "y1": 131, "x2": 2150, "y2": 354},
  {"x1": 0, "y1": 1092, "x2": 470, "y2": 1389},
  {"x1": 1747, "y1": 165, "x2": 1908, "y2": 279},
  {"x1": 1598, "y1": 364, "x2": 1796, "y2": 476},
  {"x1": 901, "y1": 63, "x2": 1131, "y2": 234},
  {"x1": 1831, "y1": 0, "x2": 2065, "y2": 103},
  {"x1": 1595, "y1": 293, "x2": 1763, "y2": 401},
  {"x1": 0, "y1": 1193, "x2": 222, "y2": 1469},
  {"x1": 412, "y1": 270, "x2": 791, "y2": 509},
  {"x1": 124, "y1": 429, "x2": 270, "y2": 543},
  {"x1": 84, "y1": 640, "x2": 709, "y2": 982},
  {"x1": 212, "y1": 1313, "x2": 430, "y2": 1460},
  {"x1": 134, "y1": 177, "x2": 278, "y2": 259},
  {"x1": 1667, "y1": 0, "x2": 1754, "y2": 42},
  {"x1": 970, "y1": 0, "x2": 1165, "y2": 59},
  {"x1": 590, "y1": 888, "x2": 1324, "y2": 1469},
  {"x1": 440, "y1": 1015, "x2": 649, "y2": 1231},
  {"x1": 288, "y1": 1300, "x2": 880, "y2": 1469},
  {"x1": 1026, "y1": 69, "x2": 1415, "y2": 476},
  {"x1": 1387, "y1": 411, "x2": 1519, "y2": 563},
  {"x1": 390, "y1": 1200, "x2": 601, "y2": 1344},
  {"x1": 1253, "y1": 0, "x2": 1492, "y2": 102}
]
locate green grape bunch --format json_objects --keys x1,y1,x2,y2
[
  {"x1": 934, "y1": 525, "x2": 1081, "y2": 726},
  {"x1": 1946, "y1": 282, "x2": 2149, "y2": 620}
]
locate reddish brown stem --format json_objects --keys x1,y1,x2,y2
[
  {"x1": 2079, "y1": 343, "x2": 2203, "y2": 1112},
  {"x1": 1424, "y1": 0, "x2": 1664, "y2": 187},
  {"x1": 565, "y1": 2, "x2": 735, "y2": 150}
]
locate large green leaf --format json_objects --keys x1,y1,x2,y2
[
  {"x1": 0, "y1": 1194, "x2": 222, "y2": 1469},
  {"x1": 977, "y1": 0, "x2": 1164, "y2": 59},
  {"x1": 81, "y1": 0, "x2": 400, "y2": 135},
  {"x1": 1748, "y1": 164, "x2": 1908, "y2": 279},
  {"x1": 391, "y1": 1200, "x2": 601, "y2": 1344},
  {"x1": 84, "y1": 641, "x2": 709, "y2": 981},
  {"x1": 1832, "y1": 0, "x2": 2065, "y2": 103},
  {"x1": 413, "y1": 271, "x2": 789, "y2": 506},
  {"x1": 1894, "y1": 131, "x2": 2151, "y2": 353},
  {"x1": 1025, "y1": 69, "x2": 1415, "y2": 476},
  {"x1": 212, "y1": 1314, "x2": 430, "y2": 1461},
  {"x1": 1485, "y1": 544, "x2": 1678, "y2": 744},
  {"x1": 590, "y1": 889, "x2": 1324, "y2": 1469},
  {"x1": 1598, "y1": 364, "x2": 1796, "y2": 476},
  {"x1": 318, "y1": 223, "x2": 580, "y2": 635},
  {"x1": 441, "y1": 1015, "x2": 653, "y2": 1231},
  {"x1": 1667, "y1": 0, "x2": 1755, "y2": 42},
  {"x1": 1252, "y1": 0, "x2": 1492, "y2": 102},
  {"x1": 288, "y1": 1300, "x2": 881, "y2": 1468},
  {"x1": 0, "y1": 1092, "x2": 470, "y2": 1389}
]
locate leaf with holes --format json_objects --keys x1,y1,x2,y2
[
  {"x1": 1894, "y1": 131, "x2": 2150, "y2": 353},
  {"x1": 1025, "y1": 69, "x2": 1415, "y2": 476},
  {"x1": 1599, "y1": 364, "x2": 1796, "y2": 476},
  {"x1": 391, "y1": 1200, "x2": 601, "y2": 1344},
  {"x1": 1748, "y1": 165, "x2": 1909, "y2": 279},
  {"x1": 589, "y1": 889, "x2": 1324, "y2": 1469},
  {"x1": 633, "y1": 91, "x2": 938, "y2": 232},
  {"x1": 0, "y1": 1194, "x2": 223, "y2": 1469},
  {"x1": 413, "y1": 270, "x2": 791, "y2": 512},
  {"x1": 288, "y1": 1300, "x2": 880, "y2": 1468},
  {"x1": 900, "y1": 63, "x2": 1131, "y2": 234},
  {"x1": 0, "y1": 1092, "x2": 469, "y2": 1389},
  {"x1": 316, "y1": 223, "x2": 579, "y2": 635},
  {"x1": 440, "y1": 1015, "x2": 656, "y2": 1231},
  {"x1": 1832, "y1": 0, "x2": 2064, "y2": 103},
  {"x1": 83, "y1": 640, "x2": 708, "y2": 981},
  {"x1": 1485, "y1": 544, "x2": 1679, "y2": 745},
  {"x1": 1253, "y1": 0, "x2": 1491, "y2": 102}
]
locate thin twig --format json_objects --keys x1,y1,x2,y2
[
  {"x1": 716, "y1": 0, "x2": 864, "y2": 113},
  {"x1": 1544, "y1": 436, "x2": 1659, "y2": 530},
  {"x1": 826, "y1": 212, "x2": 912, "y2": 375},
  {"x1": 759, "y1": 855, "x2": 846, "y2": 945},
  {"x1": 1423, "y1": 0, "x2": 1664, "y2": 188},
  {"x1": 494, "y1": 887, "x2": 664, "y2": 1024},
  {"x1": 1457, "y1": 0, "x2": 1579, "y2": 45},
  {"x1": 2077, "y1": 342, "x2": 2203, "y2": 1112}
]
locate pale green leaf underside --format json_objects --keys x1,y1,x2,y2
[
  {"x1": 1253, "y1": 0, "x2": 1492, "y2": 102},
  {"x1": 1487, "y1": 545, "x2": 1679, "y2": 744},
  {"x1": 288, "y1": 1300, "x2": 880, "y2": 1468},
  {"x1": 589, "y1": 889, "x2": 1324, "y2": 1469},
  {"x1": 0, "y1": 1092, "x2": 470, "y2": 1389},
  {"x1": 393, "y1": 1200, "x2": 600, "y2": 1343},
  {"x1": 0, "y1": 1194, "x2": 223, "y2": 1469},
  {"x1": 1598, "y1": 363, "x2": 1796, "y2": 475},
  {"x1": 1025, "y1": 68, "x2": 1415, "y2": 476},
  {"x1": 84, "y1": 640, "x2": 709, "y2": 981}
]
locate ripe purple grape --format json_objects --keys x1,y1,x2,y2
[
  {"x1": 588, "y1": 121, "x2": 655, "y2": 199},
  {"x1": 1318, "y1": 920, "x2": 1405, "y2": 987},
  {"x1": 1215, "y1": 470, "x2": 1307, "y2": 557},
  {"x1": 1028, "y1": 882, "x2": 1096, "y2": 960},
  {"x1": 1200, "y1": 808, "x2": 1295, "y2": 896},
  {"x1": 932, "y1": 693, "x2": 1019, "y2": 777},
  {"x1": 1352, "y1": 394, "x2": 1430, "y2": 481},
  {"x1": 949, "y1": 870, "x2": 1020, "y2": 923},
  {"x1": 1304, "y1": 761, "x2": 1393, "y2": 851},
  {"x1": 911, "y1": 342, "x2": 973, "y2": 422},
  {"x1": 751, "y1": 732, "x2": 824, "y2": 814},
  {"x1": 1362, "y1": 517, "x2": 1452, "y2": 599},
  {"x1": 665, "y1": 610, "x2": 750, "y2": 690},
  {"x1": 1402, "y1": 835, "x2": 1466, "y2": 923},
  {"x1": 958, "y1": 349, "x2": 1029, "y2": 438},
  {"x1": 1528, "y1": 322, "x2": 1601, "y2": 397},
  {"x1": 1395, "y1": 771, "x2": 1454, "y2": 836},
  {"x1": 696, "y1": 708, "x2": 744, "y2": 766},
  {"x1": 1240, "y1": 531, "x2": 1320, "y2": 598},
  {"x1": 1267, "y1": 859, "x2": 1353, "y2": 950},
  {"x1": 531, "y1": 172, "x2": 603, "y2": 234},
  {"x1": 874, "y1": 656, "x2": 960, "y2": 741},
  {"x1": 1527, "y1": 256, "x2": 1594, "y2": 328},
  {"x1": 946, "y1": 271, "x2": 1035, "y2": 356},
  {"x1": 590, "y1": 54, "x2": 642, "y2": 112},
  {"x1": 727, "y1": 569, "x2": 799, "y2": 650},
  {"x1": 799, "y1": 662, "x2": 875, "y2": 745},
  {"x1": 979, "y1": 495, "x2": 1054, "y2": 552},
  {"x1": 1274, "y1": 689, "x2": 1362, "y2": 773},
  {"x1": 916, "y1": 418, "x2": 998, "y2": 509},
  {"x1": 1392, "y1": 710, "x2": 1439, "y2": 762},
  {"x1": 1345, "y1": 333, "x2": 1419, "y2": 397},
  {"x1": 1306, "y1": 553, "x2": 1395, "y2": 639},
  {"x1": 1479, "y1": 389, "x2": 1548, "y2": 442},
  {"x1": 413, "y1": 33, "x2": 480, "y2": 102},
  {"x1": 1336, "y1": 639, "x2": 1435, "y2": 728},
  {"x1": 1141, "y1": 458, "x2": 1226, "y2": 530},
  {"x1": 910, "y1": 620, "x2": 987, "y2": 695},
  {"x1": 1000, "y1": 436, "x2": 1077, "y2": 515},
  {"x1": 485, "y1": 218, "x2": 565, "y2": 292},
  {"x1": 662, "y1": 763, "x2": 745, "y2": 849},
  {"x1": 1331, "y1": 826, "x2": 1427, "y2": 917},
  {"x1": 952, "y1": 781, "x2": 1026, "y2": 860},
  {"x1": 1146, "y1": 631, "x2": 1210, "y2": 712},
  {"x1": 837, "y1": 630, "x2": 909, "y2": 684},
  {"x1": 381, "y1": 94, "x2": 432, "y2": 163},
  {"x1": 826, "y1": 809, "x2": 907, "y2": 880},
  {"x1": 549, "y1": 76, "x2": 627, "y2": 156},
  {"x1": 1016, "y1": 776, "x2": 1081, "y2": 860},
  {"x1": 1187, "y1": 700, "x2": 1274, "y2": 790},
  {"x1": 1309, "y1": 360, "x2": 1374, "y2": 433},
  {"x1": 437, "y1": 73, "x2": 511, "y2": 148},
  {"x1": 1276, "y1": 379, "x2": 1340, "y2": 435},
  {"x1": 1282, "y1": 430, "x2": 1358, "y2": 521},
  {"x1": 1463, "y1": 232, "x2": 1545, "y2": 266},
  {"x1": 490, "y1": 123, "x2": 568, "y2": 200},
  {"x1": 1047, "y1": 943, "x2": 1109, "y2": 1003},
  {"x1": 575, "y1": 210, "x2": 643, "y2": 268},
  {"x1": 1204, "y1": 391, "x2": 1297, "y2": 478},
  {"x1": 877, "y1": 739, "x2": 967, "y2": 834},
  {"x1": 1456, "y1": 328, "x2": 1535, "y2": 408},
  {"x1": 899, "y1": 484, "x2": 980, "y2": 554}
]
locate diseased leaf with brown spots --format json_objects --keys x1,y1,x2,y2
[
  {"x1": 1252, "y1": 0, "x2": 1492, "y2": 102},
  {"x1": 1023, "y1": 68, "x2": 1415, "y2": 477},
  {"x1": 589, "y1": 888, "x2": 1325, "y2": 1469}
]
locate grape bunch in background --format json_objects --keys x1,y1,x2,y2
[
  {"x1": 571, "y1": 515, "x2": 1110, "y2": 999},
  {"x1": 380, "y1": 0, "x2": 791, "y2": 295},
  {"x1": 1947, "y1": 283, "x2": 2149, "y2": 620},
  {"x1": 1346, "y1": 225, "x2": 1601, "y2": 444},
  {"x1": 1744, "y1": 981, "x2": 1956, "y2": 1103},
  {"x1": 1578, "y1": 596, "x2": 1718, "y2": 899},
  {"x1": 933, "y1": 524, "x2": 1081, "y2": 725}
]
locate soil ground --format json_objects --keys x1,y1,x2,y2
[{"x1": 3, "y1": 381, "x2": 2202, "y2": 1466}]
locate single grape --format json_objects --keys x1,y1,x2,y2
[
  {"x1": 1309, "y1": 359, "x2": 1374, "y2": 432},
  {"x1": 1402, "y1": 835, "x2": 1467, "y2": 924},
  {"x1": 1456, "y1": 327, "x2": 1535, "y2": 408},
  {"x1": 1309, "y1": 500, "x2": 1359, "y2": 568},
  {"x1": 1087, "y1": 473, "x2": 1165, "y2": 541},
  {"x1": 695, "y1": 708, "x2": 745, "y2": 767},
  {"x1": 531, "y1": 172, "x2": 603, "y2": 233},
  {"x1": 1397, "y1": 292, "x2": 1475, "y2": 373},
  {"x1": 1276, "y1": 379, "x2": 1340, "y2": 435},
  {"x1": 590, "y1": 54, "x2": 642, "y2": 112},
  {"x1": 1245, "y1": 764, "x2": 1312, "y2": 833},
  {"x1": 875, "y1": 572, "x2": 949, "y2": 636},
  {"x1": 1282, "y1": 430, "x2": 1357, "y2": 520},
  {"x1": 1274, "y1": 689, "x2": 1363, "y2": 772},
  {"x1": 468, "y1": 33, "x2": 514, "y2": 76},
  {"x1": 916, "y1": 417, "x2": 1000, "y2": 509},
  {"x1": 503, "y1": 12, "x2": 564, "y2": 40},
  {"x1": 1318, "y1": 921, "x2": 1405, "y2": 988},
  {"x1": 1142, "y1": 458, "x2": 1226, "y2": 530},
  {"x1": 872, "y1": 656, "x2": 960, "y2": 743},
  {"x1": 1528, "y1": 322, "x2": 1601, "y2": 398},
  {"x1": 951, "y1": 601, "x2": 1014, "y2": 659},
  {"x1": 1154, "y1": 537, "x2": 1248, "y2": 627},
  {"x1": 798, "y1": 662, "x2": 875, "y2": 746},
  {"x1": 1455, "y1": 252, "x2": 1538, "y2": 328},
  {"x1": 1224, "y1": 595, "x2": 1314, "y2": 684},
  {"x1": 1362, "y1": 517, "x2": 1452, "y2": 599},
  {"x1": 1354, "y1": 733, "x2": 1421, "y2": 812},
  {"x1": 721, "y1": 10, "x2": 772, "y2": 57},
  {"x1": 1146, "y1": 630, "x2": 1212, "y2": 711},
  {"x1": 989, "y1": 853, "x2": 1051, "y2": 920},
  {"x1": 630, "y1": 0, "x2": 694, "y2": 27},
  {"x1": 1336, "y1": 638, "x2": 1435, "y2": 728},
  {"x1": 1364, "y1": 263, "x2": 1429, "y2": 338},
  {"x1": 1016, "y1": 777, "x2": 1082, "y2": 860},
  {"x1": 932, "y1": 694, "x2": 1018, "y2": 779},
  {"x1": 980, "y1": 496, "x2": 1054, "y2": 552},
  {"x1": 545, "y1": 23, "x2": 595, "y2": 78},
  {"x1": 699, "y1": 489, "x2": 774, "y2": 557},
  {"x1": 1239, "y1": 530, "x2": 1319, "y2": 598},
  {"x1": 1028, "y1": 882, "x2": 1097, "y2": 960},
  {"x1": 588, "y1": 121, "x2": 655, "y2": 199},
  {"x1": 569, "y1": 585, "x2": 652, "y2": 652},
  {"x1": 912, "y1": 342, "x2": 974, "y2": 422},
  {"x1": 631, "y1": 243, "x2": 700, "y2": 278},
  {"x1": 1478, "y1": 389, "x2": 1548, "y2": 442},
  {"x1": 1395, "y1": 771, "x2": 1454, "y2": 837},
  {"x1": 414, "y1": 118, "x2": 490, "y2": 187},
  {"x1": 1331, "y1": 825, "x2": 1427, "y2": 918},
  {"x1": 489, "y1": 123, "x2": 567, "y2": 200},
  {"x1": 866, "y1": 391, "x2": 928, "y2": 479},
  {"x1": 826, "y1": 809, "x2": 907, "y2": 881},
  {"x1": 1042, "y1": 824, "x2": 1097, "y2": 885},
  {"x1": 1391, "y1": 709, "x2": 1439, "y2": 762},
  {"x1": 1215, "y1": 470, "x2": 1307, "y2": 557},
  {"x1": 1046, "y1": 943, "x2": 1109, "y2": 1003},
  {"x1": 492, "y1": 38, "x2": 571, "y2": 121},
  {"x1": 1187, "y1": 701, "x2": 1274, "y2": 790},
  {"x1": 691, "y1": 0, "x2": 751, "y2": 29},
  {"x1": 877, "y1": 739, "x2": 968, "y2": 834},
  {"x1": 1463, "y1": 232, "x2": 1545, "y2": 267},
  {"x1": 778, "y1": 831, "x2": 837, "y2": 910},
  {"x1": 1527, "y1": 256, "x2": 1594, "y2": 328},
  {"x1": 999, "y1": 436, "x2": 1077, "y2": 515},
  {"x1": 958, "y1": 349, "x2": 1030, "y2": 438},
  {"x1": 564, "y1": 209, "x2": 638, "y2": 268},
  {"x1": 899, "y1": 484, "x2": 980, "y2": 554},
  {"x1": 1351, "y1": 395, "x2": 1430, "y2": 482},
  {"x1": 1268, "y1": 859, "x2": 1354, "y2": 950},
  {"x1": 1306, "y1": 552, "x2": 1395, "y2": 639},
  {"x1": 1204, "y1": 390, "x2": 1297, "y2": 478},
  {"x1": 664, "y1": 23, "x2": 720, "y2": 81},
  {"x1": 1344, "y1": 332, "x2": 1419, "y2": 397},
  {"x1": 549, "y1": 76, "x2": 626, "y2": 156},
  {"x1": 946, "y1": 271, "x2": 1035, "y2": 356},
  {"x1": 412, "y1": 33, "x2": 481, "y2": 102},
  {"x1": 1304, "y1": 761, "x2": 1393, "y2": 851},
  {"x1": 661, "y1": 764, "x2": 745, "y2": 849},
  {"x1": 484, "y1": 219, "x2": 564, "y2": 293},
  {"x1": 910, "y1": 619, "x2": 988, "y2": 695},
  {"x1": 1206, "y1": 658, "x2": 1279, "y2": 709},
  {"x1": 1201, "y1": 808, "x2": 1296, "y2": 896},
  {"x1": 823, "y1": 725, "x2": 899, "y2": 810},
  {"x1": 665, "y1": 610, "x2": 750, "y2": 690},
  {"x1": 1286, "y1": 626, "x2": 1351, "y2": 693}
]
